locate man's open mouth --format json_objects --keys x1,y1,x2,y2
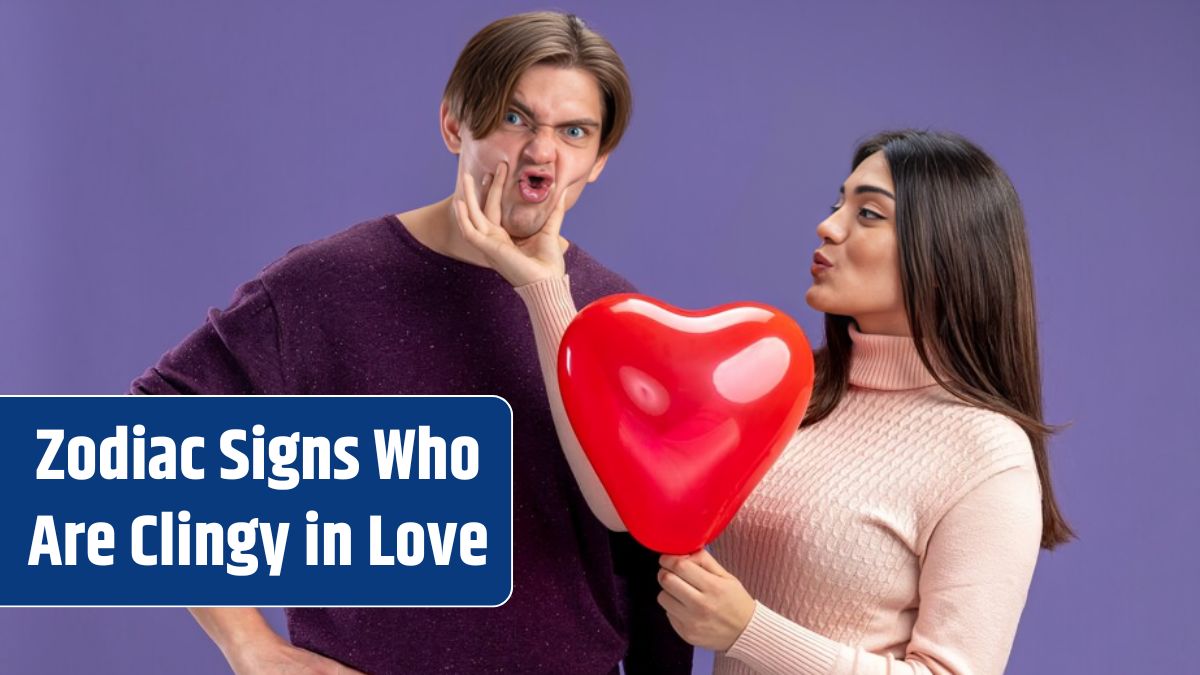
[{"x1": 518, "y1": 170, "x2": 554, "y2": 204}]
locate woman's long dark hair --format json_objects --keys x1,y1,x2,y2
[{"x1": 802, "y1": 130, "x2": 1073, "y2": 549}]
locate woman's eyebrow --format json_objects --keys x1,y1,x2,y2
[{"x1": 839, "y1": 184, "x2": 896, "y2": 200}]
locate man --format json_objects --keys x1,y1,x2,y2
[{"x1": 131, "y1": 12, "x2": 693, "y2": 675}]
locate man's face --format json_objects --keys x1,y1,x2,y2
[{"x1": 447, "y1": 65, "x2": 610, "y2": 239}]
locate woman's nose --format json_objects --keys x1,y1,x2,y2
[{"x1": 816, "y1": 213, "x2": 847, "y2": 243}]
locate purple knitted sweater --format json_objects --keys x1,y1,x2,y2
[{"x1": 130, "y1": 215, "x2": 693, "y2": 674}]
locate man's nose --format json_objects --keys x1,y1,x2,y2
[{"x1": 522, "y1": 127, "x2": 557, "y2": 165}]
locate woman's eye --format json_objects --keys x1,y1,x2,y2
[
  {"x1": 829, "y1": 202, "x2": 843, "y2": 214},
  {"x1": 859, "y1": 207, "x2": 883, "y2": 220},
  {"x1": 504, "y1": 111, "x2": 522, "y2": 125}
]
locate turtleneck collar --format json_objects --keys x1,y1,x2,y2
[{"x1": 847, "y1": 323, "x2": 939, "y2": 391}]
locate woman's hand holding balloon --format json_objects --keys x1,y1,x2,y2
[{"x1": 657, "y1": 550, "x2": 756, "y2": 651}]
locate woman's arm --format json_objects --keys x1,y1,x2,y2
[
  {"x1": 514, "y1": 276, "x2": 627, "y2": 530},
  {"x1": 452, "y1": 162, "x2": 625, "y2": 530},
  {"x1": 721, "y1": 463, "x2": 1043, "y2": 675}
]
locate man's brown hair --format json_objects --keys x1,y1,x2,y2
[{"x1": 443, "y1": 12, "x2": 632, "y2": 156}]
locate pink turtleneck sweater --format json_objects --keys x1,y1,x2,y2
[{"x1": 514, "y1": 275, "x2": 1043, "y2": 675}]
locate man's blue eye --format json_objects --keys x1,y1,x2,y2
[
  {"x1": 504, "y1": 112, "x2": 522, "y2": 125},
  {"x1": 565, "y1": 126, "x2": 585, "y2": 139}
]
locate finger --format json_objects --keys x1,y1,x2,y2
[
  {"x1": 665, "y1": 614, "x2": 693, "y2": 645},
  {"x1": 452, "y1": 198, "x2": 474, "y2": 237},
  {"x1": 453, "y1": 199, "x2": 485, "y2": 244},
  {"x1": 666, "y1": 613, "x2": 686, "y2": 632},
  {"x1": 668, "y1": 557, "x2": 719, "y2": 594},
  {"x1": 659, "y1": 554, "x2": 693, "y2": 584},
  {"x1": 484, "y1": 161, "x2": 507, "y2": 224},
  {"x1": 462, "y1": 175, "x2": 494, "y2": 233},
  {"x1": 656, "y1": 589, "x2": 686, "y2": 616},
  {"x1": 541, "y1": 187, "x2": 569, "y2": 241},
  {"x1": 691, "y1": 549, "x2": 730, "y2": 577},
  {"x1": 658, "y1": 568, "x2": 705, "y2": 605},
  {"x1": 462, "y1": 170, "x2": 480, "y2": 211}
]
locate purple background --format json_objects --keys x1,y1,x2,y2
[{"x1": 2, "y1": 1, "x2": 1197, "y2": 673}]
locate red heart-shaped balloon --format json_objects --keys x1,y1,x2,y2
[{"x1": 558, "y1": 294, "x2": 814, "y2": 553}]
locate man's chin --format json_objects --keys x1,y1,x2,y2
[{"x1": 500, "y1": 214, "x2": 547, "y2": 241}]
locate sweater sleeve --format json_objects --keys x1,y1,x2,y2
[
  {"x1": 512, "y1": 274, "x2": 627, "y2": 531},
  {"x1": 725, "y1": 462, "x2": 1043, "y2": 675},
  {"x1": 129, "y1": 278, "x2": 287, "y2": 395}
]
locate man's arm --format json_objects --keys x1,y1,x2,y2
[
  {"x1": 131, "y1": 279, "x2": 286, "y2": 395},
  {"x1": 133, "y1": 279, "x2": 360, "y2": 674},
  {"x1": 190, "y1": 608, "x2": 363, "y2": 675}
]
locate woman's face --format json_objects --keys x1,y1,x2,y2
[{"x1": 806, "y1": 151, "x2": 909, "y2": 336}]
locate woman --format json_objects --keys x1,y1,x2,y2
[{"x1": 454, "y1": 129, "x2": 1072, "y2": 674}]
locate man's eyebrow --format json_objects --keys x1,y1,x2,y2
[
  {"x1": 839, "y1": 184, "x2": 896, "y2": 200},
  {"x1": 508, "y1": 98, "x2": 600, "y2": 128},
  {"x1": 509, "y1": 99, "x2": 537, "y2": 121}
]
